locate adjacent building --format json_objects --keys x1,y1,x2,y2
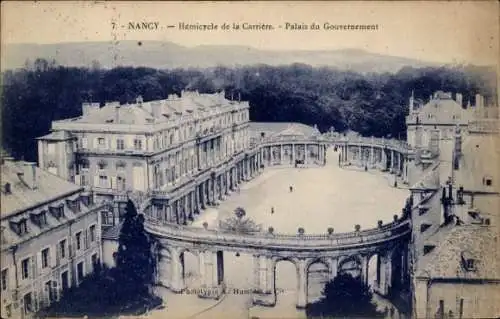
[
  {"x1": 408, "y1": 92, "x2": 500, "y2": 318},
  {"x1": 0, "y1": 156, "x2": 108, "y2": 319}
]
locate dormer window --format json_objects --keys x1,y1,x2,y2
[
  {"x1": 461, "y1": 252, "x2": 477, "y2": 271},
  {"x1": 3, "y1": 183, "x2": 11, "y2": 194},
  {"x1": 483, "y1": 176, "x2": 492, "y2": 187},
  {"x1": 12, "y1": 219, "x2": 29, "y2": 236},
  {"x1": 31, "y1": 211, "x2": 48, "y2": 228},
  {"x1": 67, "y1": 199, "x2": 81, "y2": 212},
  {"x1": 49, "y1": 204, "x2": 64, "y2": 219}
]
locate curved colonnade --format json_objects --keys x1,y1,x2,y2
[{"x1": 143, "y1": 133, "x2": 413, "y2": 308}]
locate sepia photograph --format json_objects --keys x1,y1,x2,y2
[{"x1": 0, "y1": 1, "x2": 499, "y2": 318}]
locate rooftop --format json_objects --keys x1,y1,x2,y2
[
  {"x1": 249, "y1": 122, "x2": 320, "y2": 139},
  {"x1": 416, "y1": 224, "x2": 500, "y2": 280},
  {"x1": 1, "y1": 159, "x2": 81, "y2": 218},
  {"x1": 55, "y1": 91, "x2": 247, "y2": 126}
]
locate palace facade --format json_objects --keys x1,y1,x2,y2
[
  {"x1": 37, "y1": 91, "x2": 327, "y2": 228},
  {"x1": 0, "y1": 156, "x2": 107, "y2": 319}
]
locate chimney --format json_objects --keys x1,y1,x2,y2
[
  {"x1": 82, "y1": 102, "x2": 91, "y2": 116},
  {"x1": 455, "y1": 93, "x2": 463, "y2": 107},
  {"x1": 409, "y1": 91, "x2": 415, "y2": 110},
  {"x1": 22, "y1": 162, "x2": 37, "y2": 189},
  {"x1": 454, "y1": 125, "x2": 462, "y2": 169},
  {"x1": 136, "y1": 95, "x2": 144, "y2": 107},
  {"x1": 82, "y1": 102, "x2": 100, "y2": 117},
  {"x1": 151, "y1": 101, "x2": 162, "y2": 118},
  {"x1": 115, "y1": 105, "x2": 120, "y2": 124}
]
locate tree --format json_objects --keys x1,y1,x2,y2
[
  {"x1": 115, "y1": 199, "x2": 154, "y2": 300},
  {"x1": 306, "y1": 272, "x2": 384, "y2": 318}
]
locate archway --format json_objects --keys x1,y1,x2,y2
[
  {"x1": 307, "y1": 260, "x2": 330, "y2": 303},
  {"x1": 275, "y1": 259, "x2": 298, "y2": 307},
  {"x1": 223, "y1": 251, "x2": 253, "y2": 290},
  {"x1": 179, "y1": 250, "x2": 200, "y2": 288},
  {"x1": 367, "y1": 253, "x2": 380, "y2": 291},
  {"x1": 338, "y1": 256, "x2": 362, "y2": 280}
]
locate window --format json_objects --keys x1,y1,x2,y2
[
  {"x1": 1, "y1": 268, "x2": 7, "y2": 291},
  {"x1": 99, "y1": 175, "x2": 108, "y2": 187},
  {"x1": 97, "y1": 137, "x2": 105, "y2": 146},
  {"x1": 77, "y1": 262, "x2": 84, "y2": 283},
  {"x1": 41, "y1": 248, "x2": 50, "y2": 268},
  {"x1": 80, "y1": 160, "x2": 90, "y2": 170},
  {"x1": 483, "y1": 177, "x2": 492, "y2": 186},
  {"x1": 91, "y1": 253, "x2": 98, "y2": 269},
  {"x1": 18, "y1": 220, "x2": 28, "y2": 235},
  {"x1": 134, "y1": 139, "x2": 143, "y2": 150},
  {"x1": 117, "y1": 139, "x2": 125, "y2": 150},
  {"x1": 89, "y1": 225, "x2": 96, "y2": 242},
  {"x1": 61, "y1": 271, "x2": 69, "y2": 291},
  {"x1": 21, "y1": 258, "x2": 30, "y2": 279},
  {"x1": 35, "y1": 212, "x2": 48, "y2": 227},
  {"x1": 465, "y1": 259, "x2": 475, "y2": 271},
  {"x1": 23, "y1": 292, "x2": 33, "y2": 314},
  {"x1": 76, "y1": 232, "x2": 82, "y2": 250},
  {"x1": 81, "y1": 175, "x2": 89, "y2": 186},
  {"x1": 59, "y1": 239, "x2": 66, "y2": 259},
  {"x1": 101, "y1": 211, "x2": 114, "y2": 226}
]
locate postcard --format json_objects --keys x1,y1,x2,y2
[{"x1": 1, "y1": 1, "x2": 499, "y2": 319}]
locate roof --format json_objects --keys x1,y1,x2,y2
[
  {"x1": 1, "y1": 159, "x2": 81, "y2": 218},
  {"x1": 64, "y1": 91, "x2": 245, "y2": 126},
  {"x1": 416, "y1": 225, "x2": 500, "y2": 280},
  {"x1": 248, "y1": 122, "x2": 320, "y2": 138},
  {"x1": 102, "y1": 221, "x2": 123, "y2": 240},
  {"x1": 416, "y1": 92, "x2": 471, "y2": 125},
  {"x1": 37, "y1": 130, "x2": 75, "y2": 141}
]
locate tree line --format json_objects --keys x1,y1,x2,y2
[{"x1": 1, "y1": 58, "x2": 496, "y2": 161}]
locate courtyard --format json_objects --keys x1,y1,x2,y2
[{"x1": 150, "y1": 147, "x2": 409, "y2": 319}]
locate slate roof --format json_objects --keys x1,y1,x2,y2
[
  {"x1": 416, "y1": 225, "x2": 500, "y2": 280},
  {"x1": 417, "y1": 92, "x2": 471, "y2": 125},
  {"x1": 36, "y1": 130, "x2": 75, "y2": 141},
  {"x1": 248, "y1": 122, "x2": 320, "y2": 138},
  {"x1": 1, "y1": 159, "x2": 81, "y2": 218},
  {"x1": 65, "y1": 91, "x2": 240, "y2": 126}
]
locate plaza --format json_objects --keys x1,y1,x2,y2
[{"x1": 154, "y1": 147, "x2": 409, "y2": 318}]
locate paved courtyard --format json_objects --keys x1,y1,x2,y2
[{"x1": 149, "y1": 148, "x2": 409, "y2": 318}]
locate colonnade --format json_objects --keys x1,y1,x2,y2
[
  {"x1": 260, "y1": 143, "x2": 327, "y2": 167},
  {"x1": 336, "y1": 143, "x2": 410, "y2": 184},
  {"x1": 154, "y1": 243, "x2": 408, "y2": 309},
  {"x1": 147, "y1": 152, "x2": 264, "y2": 224}
]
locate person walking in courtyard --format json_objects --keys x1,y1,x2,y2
[
  {"x1": 289, "y1": 185, "x2": 293, "y2": 192},
  {"x1": 271, "y1": 206, "x2": 274, "y2": 214}
]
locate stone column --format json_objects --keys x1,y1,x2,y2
[
  {"x1": 170, "y1": 248, "x2": 185, "y2": 292},
  {"x1": 381, "y1": 148, "x2": 387, "y2": 170},
  {"x1": 157, "y1": 246, "x2": 171, "y2": 287},
  {"x1": 330, "y1": 258, "x2": 338, "y2": 280},
  {"x1": 361, "y1": 255, "x2": 369, "y2": 285},
  {"x1": 358, "y1": 145, "x2": 362, "y2": 165},
  {"x1": 296, "y1": 259, "x2": 307, "y2": 309},
  {"x1": 292, "y1": 144, "x2": 296, "y2": 164},
  {"x1": 390, "y1": 151, "x2": 394, "y2": 173},
  {"x1": 304, "y1": 144, "x2": 308, "y2": 164},
  {"x1": 370, "y1": 139, "x2": 374, "y2": 167}
]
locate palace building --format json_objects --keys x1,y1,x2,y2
[
  {"x1": 0, "y1": 155, "x2": 107, "y2": 319},
  {"x1": 37, "y1": 91, "x2": 327, "y2": 229},
  {"x1": 37, "y1": 91, "x2": 254, "y2": 227}
]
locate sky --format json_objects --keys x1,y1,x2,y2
[{"x1": 1, "y1": 1, "x2": 499, "y2": 66}]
